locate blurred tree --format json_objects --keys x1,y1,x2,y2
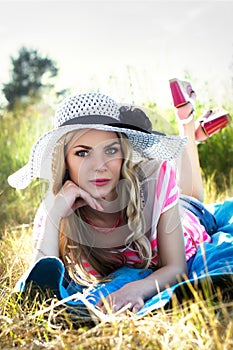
[{"x1": 2, "y1": 47, "x2": 59, "y2": 109}]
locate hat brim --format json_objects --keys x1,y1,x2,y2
[{"x1": 8, "y1": 123, "x2": 187, "y2": 189}]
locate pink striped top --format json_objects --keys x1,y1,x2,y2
[
  {"x1": 33, "y1": 160, "x2": 211, "y2": 277},
  {"x1": 115, "y1": 160, "x2": 211, "y2": 270}
]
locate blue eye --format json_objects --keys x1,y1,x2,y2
[
  {"x1": 75, "y1": 150, "x2": 89, "y2": 157},
  {"x1": 105, "y1": 147, "x2": 118, "y2": 155}
]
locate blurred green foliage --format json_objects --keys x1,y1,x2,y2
[
  {"x1": 0, "y1": 100, "x2": 53, "y2": 231},
  {"x1": 198, "y1": 122, "x2": 233, "y2": 192}
]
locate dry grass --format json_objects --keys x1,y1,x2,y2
[
  {"x1": 203, "y1": 169, "x2": 233, "y2": 205},
  {"x1": 0, "y1": 225, "x2": 233, "y2": 349}
]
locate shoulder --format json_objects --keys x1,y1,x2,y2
[
  {"x1": 136, "y1": 158, "x2": 164, "y2": 181},
  {"x1": 157, "y1": 160, "x2": 177, "y2": 186},
  {"x1": 137, "y1": 159, "x2": 176, "y2": 184}
]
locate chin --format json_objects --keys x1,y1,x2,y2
[
  {"x1": 94, "y1": 188, "x2": 116, "y2": 201},
  {"x1": 90, "y1": 188, "x2": 109, "y2": 199}
]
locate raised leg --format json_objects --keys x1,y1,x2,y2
[{"x1": 175, "y1": 100, "x2": 204, "y2": 202}]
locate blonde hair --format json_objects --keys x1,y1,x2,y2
[{"x1": 52, "y1": 129, "x2": 152, "y2": 286}]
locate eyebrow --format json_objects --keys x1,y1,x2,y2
[
  {"x1": 73, "y1": 144, "x2": 92, "y2": 150},
  {"x1": 104, "y1": 141, "x2": 121, "y2": 149},
  {"x1": 73, "y1": 141, "x2": 121, "y2": 149}
]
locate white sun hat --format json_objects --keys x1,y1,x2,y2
[{"x1": 8, "y1": 92, "x2": 187, "y2": 189}]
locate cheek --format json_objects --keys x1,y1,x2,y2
[
  {"x1": 66, "y1": 157, "x2": 82, "y2": 181},
  {"x1": 110, "y1": 159, "x2": 123, "y2": 178}
]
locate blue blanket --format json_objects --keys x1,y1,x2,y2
[{"x1": 15, "y1": 198, "x2": 233, "y2": 318}]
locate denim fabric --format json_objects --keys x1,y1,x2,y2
[
  {"x1": 15, "y1": 257, "x2": 152, "y2": 307},
  {"x1": 180, "y1": 195, "x2": 218, "y2": 235}
]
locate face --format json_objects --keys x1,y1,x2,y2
[{"x1": 65, "y1": 129, "x2": 123, "y2": 201}]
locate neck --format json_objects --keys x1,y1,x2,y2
[
  {"x1": 82, "y1": 206, "x2": 121, "y2": 220},
  {"x1": 81, "y1": 208, "x2": 123, "y2": 233}
]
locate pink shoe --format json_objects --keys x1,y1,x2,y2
[
  {"x1": 169, "y1": 78, "x2": 195, "y2": 108},
  {"x1": 195, "y1": 109, "x2": 231, "y2": 142}
]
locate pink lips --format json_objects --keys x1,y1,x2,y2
[{"x1": 90, "y1": 178, "x2": 110, "y2": 187}]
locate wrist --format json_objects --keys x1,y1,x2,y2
[
  {"x1": 132, "y1": 279, "x2": 156, "y2": 300},
  {"x1": 47, "y1": 208, "x2": 62, "y2": 229},
  {"x1": 49, "y1": 206, "x2": 62, "y2": 218}
]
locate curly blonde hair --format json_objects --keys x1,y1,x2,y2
[{"x1": 52, "y1": 129, "x2": 152, "y2": 286}]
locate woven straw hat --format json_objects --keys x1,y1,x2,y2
[{"x1": 8, "y1": 92, "x2": 187, "y2": 189}]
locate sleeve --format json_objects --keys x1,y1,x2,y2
[
  {"x1": 32, "y1": 202, "x2": 47, "y2": 243},
  {"x1": 32, "y1": 193, "x2": 56, "y2": 243},
  {"x1": 156, "y1": 160, "x2": 179, "y2": 213}
]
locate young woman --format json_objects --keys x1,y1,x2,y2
[{"x1": 8, "y1": 92, "x2": 216, "y2": 313}]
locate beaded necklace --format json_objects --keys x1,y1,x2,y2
[{"x1": 83, "y1": 212, "x2": 121, "y2": 234}]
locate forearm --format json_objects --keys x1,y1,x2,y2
[
  {"x1": 100, "y1": 262, "x2": 188, "y2": 314},
  {"x1": 137, "y1": 263, "x2": 188, "y2": 301},
  {"x1": 177, "y1": 119, "x2": 204, "y2": 201},
  {"x1": 32, "y1": 210, "x2": 61, "y2": 263}
]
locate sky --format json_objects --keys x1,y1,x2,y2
[{"x1": 1, "y1": 0, "x2": 233, "y2": 111}]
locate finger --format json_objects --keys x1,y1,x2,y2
[
  {"x1": 95, "y1": 302, "x2": 106, "y2": 314},
  {"x1": 132, "y1": 304, "x2": 140, "y2": 313},
  {"x1": 95, "y1": 299, "x2": 112, "y2": 314},
  {"x1": 96, "y1": 294, "x2": 125, "y2": 314},
  {"x1": 63, "y1": 181, "x2": 104, "y2": 211},
  {"x1": 132, "y1": 298, "x2": 144, "y2": 313},
  {"x1": 74, "y1": 188, "x2": 104, "y2": 211}
]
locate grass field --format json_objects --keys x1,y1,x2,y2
[{"x1": 0, "y1": 209, "x2": 233, "y2": 349}]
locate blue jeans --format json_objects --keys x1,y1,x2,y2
[{"x1": 180, "y1": 195, "x2": 217, "y2": 235}]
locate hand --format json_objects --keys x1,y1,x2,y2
[
  {"x1": 52, "y1": 180, "x2": 104, "y2": 218},
  {"x1": 96, "y1": 281, "x2": 146, "y2": 314}
]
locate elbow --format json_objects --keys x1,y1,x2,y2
[
  {"x1": 174, "y1": 262, "x2": 188, "y2": 281},
  {"x1": 194, "y1": 189, "x2": 204, "y2": 203}
]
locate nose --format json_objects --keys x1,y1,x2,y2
[{"x1": 93, "y1": 153, "x2": 108, "y2": 172}]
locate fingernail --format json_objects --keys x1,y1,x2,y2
[{"x1": 97, "y1": 204, "x2": 104, "y2": 211}]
